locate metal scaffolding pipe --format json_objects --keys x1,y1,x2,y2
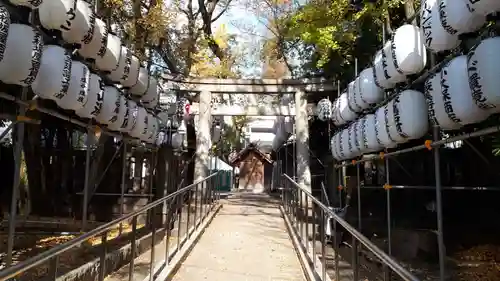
[
  {"x1": 82, "y1": 128, "x2": 93, "y2": 231},
  {"x1": 335, "y1": 124, "x2": 500, "y2": 169},
  {"x1": 0, "y1": 92, "x2": 152, "y2": 146},
  {"x1": 5, "y1": 88, "x2": 27, "y2": 266},
  {"x1": 433, "y1": 126, "x2": 446, "y2": 281}
]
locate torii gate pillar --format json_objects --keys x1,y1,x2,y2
[
  {"x1": 295, "y1": 90, "x2": 312, "y2": 194},
  {"x1": 194, "y1": 90, "x2": 212, "y2": 181}
]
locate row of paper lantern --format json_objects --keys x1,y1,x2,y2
[
  {"x1": 4, "y1": 0, "x2": 163, "y2": 105},
  {"x1": 317, "y1": 0, "x2": 500, "y2": 123},
  {"x1": 0, "y1": 3, "x2": 164, "y2": 145},
  {"x1": 315, "y1": 23, "x2": 428, "y2": 123},
  {"x1": 426, "y1": 36, "x2": 500, "y2": 130},
  {"x1": 331, "y1": 90, "x2": 429, "y2": 161},
  {"x1": 17, "y1": 0, "x2": 159, "y2": 108},
  {"x1": 331, "y1": 36, "x2": 500, "y2": 160},
  {"x1": 421, "y1": 0, "x2": 500, "y2": 53}
]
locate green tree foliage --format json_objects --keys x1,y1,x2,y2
[{"x1": 274, "y1": 0, "x2": 416, "y2": 83}]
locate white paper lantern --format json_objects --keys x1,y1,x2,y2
[
  {"x1": 330, "y1": 135, "x2": 339, "y2": 160},
  {"x1": 466, "y1": 0, "x2": 500, "y2": 16},
  {"x1": 126, "y1": 99, "x2": 139, "y2": 132},
  {"x1": 316, "y1": 98, "x2": 332, "y2": 121},
  {"x1": 0, "y1": 4, "x2": 9, "y2": 62},
  {"x1": 441, "y1": 55, "x2": 489, "y2": 125},
  {"x1": 375, "y1": 106, "x2": 396, "y2": 148},
  {"x1": 439, "y1": 0, "x2": 486, "y2": 35},
  {"x1": 420, "y1": 0, "x2": 460, "y2": 52},
  {"x1": 382, "y1": 40, "x2": 407, "y2": 85},
  {"x1": 129, "y1": 67, "x2": 149, "y2": 96},
  {"x1": 75, "y1": 73, "x2": 104, "y2": 119},
  {"x1": 107, "y1": 46, "x2": 130, "y2": 83},
  {"x1": 386, "y1": 99, "x2": 408, "y2": 144},
  {"x1": 122, "y1": 55, "x2": 140, "y2": 87},
  {"x1": 9, "y1": 0, "x2": 43, "y2": 8},
  {"x1": 373, "y1": 50, "x2": 395, "y2": 89},
  {"x1": 130, "y1": 106, "x2": 148, "y2": 139},
  {"x1": 338, "y1": 92, "x2": 358, "y2": 124},
  {"x1": 39, "y1": 0, "x2": 76, "y2": 31},
  {"x1": 354, "y1": 76, "x2": 371, "y2": 110},
  {"x1": 94, "y1": 33, "x2": 121, "y2": 71},
  {"x1": 364, "y1": 114, "x2": 382, "y2": 152},
  {"x1": 146, "y1": 116, "x2": 159, "y2": 144},
  {"x1": 332, "y1": 98, "x2": 343, "y2": 126},
  {"x1": 0, "y1": 24, "x2": 42, "y2": 86},
  {"x1": 355, "y1": 118, "x2": 368, "y2": 154},
  {"x1": 424, "y1": 72, "x2": 461, "y2": 130},
  {"x1": 347, "y1": 80, "x2": 362, "y2": 113},
  {"x1": 61, "y1": 0, "x2": 95, "y2": 44},
  {"x1": 108, "y1": 95, "x2": 128, "y2": 131},
  {"x1": 56, "y1": 60, "x2": 89, "y2": 111},
  {"x1": 358, "y1": 67, "x2": 384, "y2": 106},
  {"x1": 116, "y1": 98, "x2": 132, "y2": 133},
  {"x1": 391, "y1": 90, "x2": 429, "y2": 140},
  {"x1": 142, "y1": 77, "x2": 158, "y2": 109},
  {"x1": 331, "y1": 131, "x2": 339, "y2": 159},
  {"x1": 392, "y1": 24, "x2": 427, "y2": 75},
  {"x1": 349, "y1": 123, "x2": 360, "y2": 157},
  {"x1": 78, "y1": 18, "x2": 107, "y2": 59},
  {"x1": 340, "y1": 129, "x2": 351, "y2": 160},
  {"x1": 31, "y1": 45, "x2": 72, "y2": 101},
  {"x1": 95, "y1": 86, "x2": 120, "y2": 125},
  {"x1": 467, "y1": 37, "x2": 500, "y2": 113},
  {"x1": 333, "y1": 132, "x2": 342, "y2": 160},
  {"x1": 140, "y1": 113, "x2": 153, "y2": 141},
  {"x1": 336, "y1": 131, "x2": 346, "y2": 160}
]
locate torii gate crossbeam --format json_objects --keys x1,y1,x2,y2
[{"x1": 169, "y1": 77, "x2": 333, "y2": 195}]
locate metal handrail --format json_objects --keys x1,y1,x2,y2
[
  {"x1": 0, "y1": 172, "x2": 219, "y2": 281},
  {"x1": 282, "y1": 174, "x2": 420, "y2": 281}
]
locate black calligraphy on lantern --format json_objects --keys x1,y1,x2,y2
[
  {"x1": 421, "y1": 3, "x2": 433, "y2": 47},
  {"x1": 393, "y1": 97, "x2": 408, "y2": 139},
  {"x1": 384, "y1": 106, "x2": 395, "y2": 142},
  {"x1": 59, "y1": 0, "x2": 77, "y2": 32},
  {"x1": 467, "y1": 49, "x2": 495, "y2": 110},
  {"x1": 20, "y1": 31, "x2": 43, "y2": 86},
  {"x1": 438, "y1": 1, "x2": 457, "y2": 35},
  {"x1": 424, "y1": 76, "x2": 438, "y2": 126},
  {"x1": 440, "y1": 68, "x2": 461, "y2": 124},
  {"x1": 83, "y1": 11, "x2": 96, "y2": 44},
  {"x1": 77, "y1": 66, "x2": 89, "y2": 104},
  {"x1": 54, "y1": 54, "x2": 72, "y2": 100},
  {"x1": 382, "y1": 50, "x2": 391, "y2": 80},
  {"x1": 0, "y1": 6, "x2": 9, "y2": 61},
  {"x1": 97, "y1": 26, "x2": 109, "y2": 57}
]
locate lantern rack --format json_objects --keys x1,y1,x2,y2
[
  {"x1": 330, "y1": 24, "x2": 499, "y2": 135},
  {"x1": 325, "y1": 3, "x2": 500, "y2": 281},
  {"x1": 0, "y1": 0, "x2": 190, "y2": 271}
]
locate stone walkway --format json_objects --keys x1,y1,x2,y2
[{"x1": 170, "y1": 193, "x2": 306, "y2": 281}]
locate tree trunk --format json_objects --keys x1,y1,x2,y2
[
  {"x1": 404, "y1": 0, "x2": 417, "y2": 24},
  {"x1": 23, "y1": 120, "x2": 46, "y2": 216}
]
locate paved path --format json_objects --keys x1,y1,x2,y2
[{"x1": 171, "y1": 193, "x2": 306, "y2": 281}]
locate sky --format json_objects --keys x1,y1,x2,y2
[
  {"x1": 215, "y1": 3, "x2": 267, "y2": 77},
  {"x1": 216, "y1": 5, "x2": 278, "y2": 144}
]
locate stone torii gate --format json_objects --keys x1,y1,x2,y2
[{"x1": 162, "y1": 77, "x2": 335, "y2": 194}]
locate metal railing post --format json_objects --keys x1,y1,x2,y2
[
  {"x1": 280, "y1": 173, "x2": 420, "y2": 281},
  {"x1": 0, "y1": 173, "x2": 219, "y2": 281}
]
